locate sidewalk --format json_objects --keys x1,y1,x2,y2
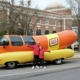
[{"x1": 69, "y1": 51, "x2": 80, "y2": 59}]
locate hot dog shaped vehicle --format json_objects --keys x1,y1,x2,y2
[{"x1": 0, "y1": 30, "x2": 77, "y2": 69}]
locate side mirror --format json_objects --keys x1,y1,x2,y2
[
  {"x1": 2, "y1": 40, "x2": 9, "y2": 48},
  {"x1": 2, "y1": 41, "x2": 6, "y2": 48}
]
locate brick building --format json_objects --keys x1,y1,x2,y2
[
  {"x1": 34, "y1": 2, "x2": 72, "y2": 35},
  {"x1": 0, "y1": 1, "x2": 72, "y2": 35}
]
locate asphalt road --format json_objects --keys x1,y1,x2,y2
[
  {"x1": 12, "y1": 67, "x2": 80, "y2": 80},
  {"x1": 0, "y1": 59, "x2": 80, "y2": 80}
]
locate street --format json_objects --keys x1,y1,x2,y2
[
  {"x1": 13, "y1": 67, "x2": 80, "y2": 80},
  {"x1": 0, "y1": 59, "x2": 80, "y2": 80}
]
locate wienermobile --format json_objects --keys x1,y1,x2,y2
[{"x1": 0, "y1": 30, "x2": 77, "y2": 69}]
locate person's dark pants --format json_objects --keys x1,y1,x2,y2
[
  {"x1": 33, "y1": 55, "x2": 39, "y2": 66},
  {"x1": 40, "y1": 58, "x2": 45, "y2": 67}
]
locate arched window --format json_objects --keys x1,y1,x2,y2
[
  {"x1": 52, "y1": 30, "x2": 56, "y2": 33},
  {"x1": 36, "y1": 29, "x2": 41, "y2": 35},
  {"x1": 27, "y1": 28, "x2": 33, "y2": 35},
  {"x1": 52, "y1": 27, "x2": 56, "y2": 33},
  {"x1": 45, "y1": 30, "x2": 49, "y2": 34}
]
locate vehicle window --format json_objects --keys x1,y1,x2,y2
[
  {"x1": 22, "y1": 36, "x2": 35, "y2": 45},
  {"x1": 0, "y1": 36, "x2": 9, "y2": 46},
  {"x1": 9, "y1": 36, "x2": 23, "y2": 46}
]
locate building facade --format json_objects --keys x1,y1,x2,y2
[
  {"x1": 0, "y1": 1, "x2": 72, "y2": 35},
  {"x1": 31, "y1": 2, "x2": 72, "y2": 35}
]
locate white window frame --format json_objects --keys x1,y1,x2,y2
[
  {"x1": 45, "y1": 18, "x2": 49, "y2": 25},
  {"x1": 37, "y1": 19, "x2": 41, "y2": 24},
  {"x1": 27, "y1": 17, "x2": 32, "y2": 23},
  {"x1": 53, "y1": 19, "x2": 56, "y2": 26},
  {"x1": 57, "y1": 20, "x2": 62, "y2": 27}
]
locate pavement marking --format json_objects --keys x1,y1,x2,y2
[{"x1": 0, "y1": 65, "x2": 80, "y2": 77}]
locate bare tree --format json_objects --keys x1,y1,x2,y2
[
  {"x1": 0, "y1": 0, "x2": 45, "y2": 35},
  {"x1": 17, "y1": 0, "x2": 45, "y2": 35},
  {"x1": 0, "y1": 0, "x2": 19, "y2": 34},
  {"x1": 66, "y1": 0, "x2": 80, "y2": 51},
  {"x1": 0, "y1": 0, "x2": 8, "y2": 33}
]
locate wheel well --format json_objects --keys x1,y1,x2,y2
[
  {"x1": 5, "y1": 61, "x2": 19, "y2": 65},
  {"x1": 53, "y1": 58, "x2": 64, "y2": 62}
]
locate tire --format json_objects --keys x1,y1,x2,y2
[
  {"x1": 54, "y1": 59, "x2": 62, "y2": 65},
  {"x1": 6, "y1": 61, "x2": 17, "y2": 69}
]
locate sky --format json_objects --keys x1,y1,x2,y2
[
  {"x1": 32, "y1": 0, "x2": 69, "y2": 9},
  {"x1": 15, "y1": 0, "x2": 69, "y2": 10}
]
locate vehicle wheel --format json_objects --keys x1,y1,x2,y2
[
  {"x1": 54, "y1": 59, "x2": 62, "y2": 64},
  {"x1": 6, "y1": 62, "x2": 17, "y2": 69}
]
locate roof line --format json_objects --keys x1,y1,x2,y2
[{"x1": 45, "y1": 8, "x2": 70, "y2": 12}]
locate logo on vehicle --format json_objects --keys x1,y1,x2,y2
[{"x1": 49, "y1": 38, "x2": 58, "y2": 46}]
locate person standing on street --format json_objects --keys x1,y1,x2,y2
[
  {"x1": 39, "y1": 46, "x2": 50, "y2": 69},
  {"x1": 27, "y1": 41, "x2": 40, "y2": 69}
]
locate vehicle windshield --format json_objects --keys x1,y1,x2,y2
[{"x1": 0, "y1": 36, "x2": 9, "y2": 46}]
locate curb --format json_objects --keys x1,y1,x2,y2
[{"x1": 68, "y1": 58, "x2": 80, "y2": 60}]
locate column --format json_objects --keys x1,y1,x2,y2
[{"x1": 63, "y1": 18, "x2": 66, "y2": 30}]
